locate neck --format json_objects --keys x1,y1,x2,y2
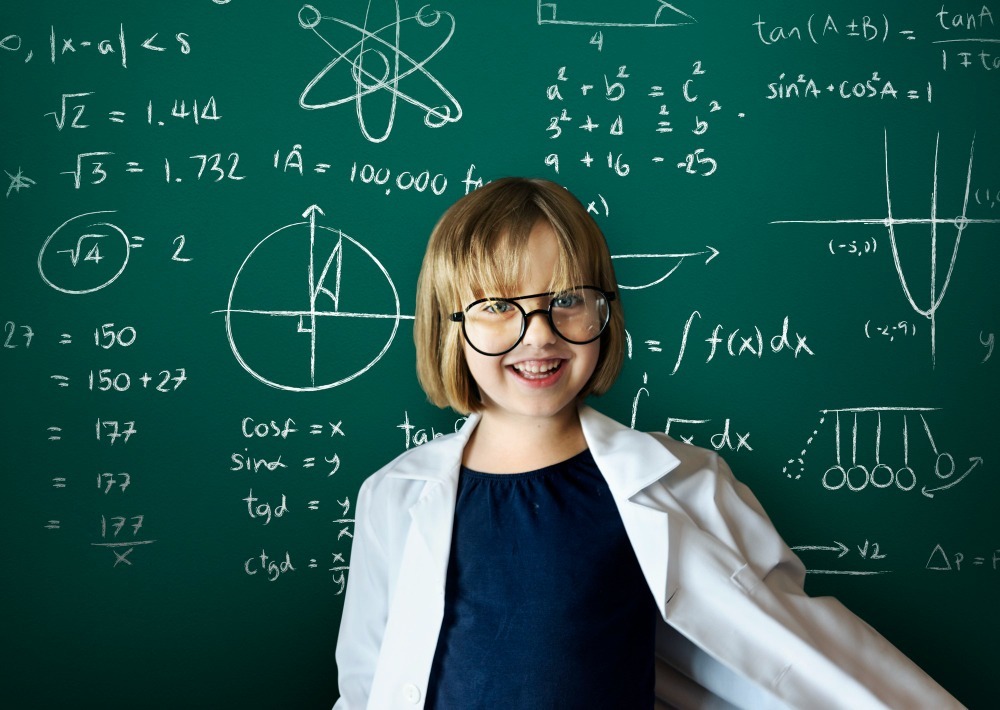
[{"x1": 463, "y1": 404, "x2": 587, "y2": 474}]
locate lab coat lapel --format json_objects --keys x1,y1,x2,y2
[
  {"x1": 579, "y1": 405, "x2": 683, "y2": 620},
  {"x1": 371, "y1": 415, "x2": 479, "y2": 705},
  {"x1": 389, "y1": 414, "x2": 479, "y2": 590}
]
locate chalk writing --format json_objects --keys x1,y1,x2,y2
[
  {"x1": 753, "y1": 14, "x2": 915, "y2": 45},
  {"x1": 765, "y1": 72, "x2": 931, "y2": 103},
  {"x1": 397, "y1": 410, "x2": 466, "y2": 449},
  {"x1": 38, "y1": 211, "x2": 131, "y2": 294},
  {"x1": 667, "y1": 312, "x2": 814, "y2": 374},
  {"x1": 245, "y1": 549, "x2": 295, "y2": 581},
  {"x1": 773, "y1": 132, "x2": 1000, "y2": 366},
  {"x1": 96, "y1": 419, "x2": 137, "y2": 445},
  {"x1": 792, "y1": 539, "x2": 891, "y2": 576},
  {"x1": 3, "y1": 322, "x2": 34, "y2": 348},
  {"x1": 611, "y1": 247, "x2": 719, "y2": 290},
  {"x1": 926, "y1": 543, "x2": 1000, "y2": 572},
  {"x1": 45, "y1": 92, "x2": 221, "y2": 129},
  {"x1": 543, "y1": 59, "x2": 742, "y2": 179},
  {"x1": 229, "y1": 412, "x2": 352, "y2": 586},
  {"x1": 5, "y1": 166, "x2": 35, "y2": 197},
  {"x1": 829, "y1": 237, "x2": 877, "y2": 256},
  {"x1": 783, "y1": 407, "x2": 983, "y2": 498},
  {"x1": 84, "y1": 368, "x2": 187, "y2": 393},
  {"x1": 92, "y1": 514, "x2": 155, "y2": 567},
  {"x1": 218, "y1": 205, "x2": 411, "y2": 391},
  {"x1": 537, "y1": 1, "x2": 696, "y2": 28},
  {"x1": 982, "y1": 331, "x2": 995, "y2": 362},
  {"x1": 628, "y1": 372, "x2": 752, "y2": 452},
  {"x1": 864, "y1": 320, "x2": 917, "y2": 343}
]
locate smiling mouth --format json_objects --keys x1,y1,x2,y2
[{"x1": 510, "y1": 359, "x2": 563, "y2": 380}]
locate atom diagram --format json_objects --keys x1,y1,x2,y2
[{"x1": 297, "y1": 2, "x2": 463, "y2": 143}]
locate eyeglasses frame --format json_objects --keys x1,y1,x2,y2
[{"x1": 449, "y1": 285, "x2": 616, "y2": 356}]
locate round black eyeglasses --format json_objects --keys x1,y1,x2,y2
[{"x1": 449, "y1": 286, "x2": 615, "y2": 356}]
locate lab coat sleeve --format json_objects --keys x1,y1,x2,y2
[
  {"x1": 705, "y1": 451, "x2": 963, "y2": 708},
  {"x1": 333, "y1": 475, "x2": 388, "y2": 710}
]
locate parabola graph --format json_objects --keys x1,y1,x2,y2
[
  {"x1": 773, "y1": 131, "x2": 1000, "y2": 366},
  {"x1": 222, "y1": 206, "x2": 408, "y2": 391}
]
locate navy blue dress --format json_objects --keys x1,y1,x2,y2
[{"x1": 425, "y1": 449, "x2": 657, "y2": 709}]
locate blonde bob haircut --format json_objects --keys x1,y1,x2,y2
[{"x1": 415, "y1": 177, "x2": 624, "y2": 415}]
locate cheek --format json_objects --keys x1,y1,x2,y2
[
  {"x1": 578, "y1": 341, "x2": 601, "y2": 380},
  {"x1": 462, "y1": 342, "x2": 493, "y2": 383}
]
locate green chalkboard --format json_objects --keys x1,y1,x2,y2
[{"x1": 2, "y1": 1, "x2": 997, "y2": 706}]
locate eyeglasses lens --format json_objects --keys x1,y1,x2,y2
[{"x1": 463, "y1": 288, "x2": 609, "y2": 355}]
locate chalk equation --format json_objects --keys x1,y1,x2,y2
[
  {"x1": 38, "y1": 211, "x2": 132, "y2": 294},
  {"x1": 628, "y1": 372, "x2": 753, "y2": 453},
  {"x1": 61, "y1": 151, "x2": 244, "y2": 188},
  {"x1": 663, "y1": 312, "x2": 814, "y2": 375},
  {"x1": 783, "y1": 406, "x2": 983, "y2": 498},
  {"x1": 791, "y1": 539, "x2": 891, "y2": 576},
  {"x1": 45, "y1": 91, "x2": 221, "y2": 130},
  {"x1": 232, "y1": 417, "x2": 354, "y2": 590},
  {"x1": 37, "y1": 212, "x2": 192, "y2": 293},
  {"x1": 244, "y1": 549, "x2": 352, "y2": 591},
  {"x1": 788, "y1": 539, "x2": 1000, "y2": 576},
  {"x1": 765, "y1": 72, "x2": 931, "y2": 103},
  {"x1": 90, "y1": 514, "x2": 155, "y2": 567},
  {"x1": 926, "y1": 543, "x2": 1000, "y2": 573},
  {"x1": 754, "y1": 7, "x2": 1000, "y2": 75},
  {"x1": 41, "y1": 411, "x2": 146, "y2": 567},
  {"x1": 543, "y1": 60, "x2": 745, "y2": 180},
  {"x1": 0, "y1": 24, "x2": 191, "y2": 66},
  {"x1": 754, "y1": 13, "x2": 918, "y2": 46},
  {"x1": 297, "y1": 2, "x2": 462, "y2": 143}
]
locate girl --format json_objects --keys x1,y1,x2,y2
[{"x1": 333, "y1": 178, "x2": 961, "y2": 709}]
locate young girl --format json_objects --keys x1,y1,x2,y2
[{"x1": 332, "y1": 178, "x2": 961, "y2": 709}]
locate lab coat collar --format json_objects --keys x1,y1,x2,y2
[
  {"x1": 577, "y1": 403, "x2": 682, "y2": 500},
  {"x1": 384, "y1": 403, "x2": 682, "y2": 497}
]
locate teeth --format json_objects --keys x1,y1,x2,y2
[{"x1": 512, "y1": 360, "x2": 560, "y2": 375}]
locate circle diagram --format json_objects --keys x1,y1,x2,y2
[{"x1": 224, "y1": 215, "x2": 401, "y2": 391}]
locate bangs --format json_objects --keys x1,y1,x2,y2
[{"x1": 445, "y1": 221, "x2": 590, "y2": 310}]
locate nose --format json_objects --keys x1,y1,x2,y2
[{"x1": 521, "y1": 307, "x2": 557, "y2": 347}]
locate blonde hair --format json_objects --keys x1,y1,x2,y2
[{"x1": 415, "y1": 177, "x2": 624, "y2": 414}]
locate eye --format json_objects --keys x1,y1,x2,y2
[
  {"x1": 551, "y1": 292, "x2": 583, "y2": 309},
  {"x1": 479, "y1": 299, "x2": 516, "y2": 315}
]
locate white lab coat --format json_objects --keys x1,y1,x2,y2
[{"x1": 333, "y1": 405, "x2": 962, "y2": 709}]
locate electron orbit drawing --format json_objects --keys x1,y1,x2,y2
[
  {"x1": 38, "y1": 210, "x2": 136, "y2": 294},
  {"x1": 773, "y1": 131, "x2": 1000, "y2": 366},
  {"x1": 220, "y1": 206, "x2": 410, "y2": 391},
  {"x1": 297, "y1": 2, "x2": 462, "y2": 143}
]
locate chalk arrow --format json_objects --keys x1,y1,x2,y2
[
  {"x1": 922, "y1": 456, "x2": 983, "y2": 498},
  {"x1": 791, "y1": 541, "x2": 850, "y2": 558}
]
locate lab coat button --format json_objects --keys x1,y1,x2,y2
[{"x1": 402, "y1": 683, "x2": 421, "y2": 704}]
